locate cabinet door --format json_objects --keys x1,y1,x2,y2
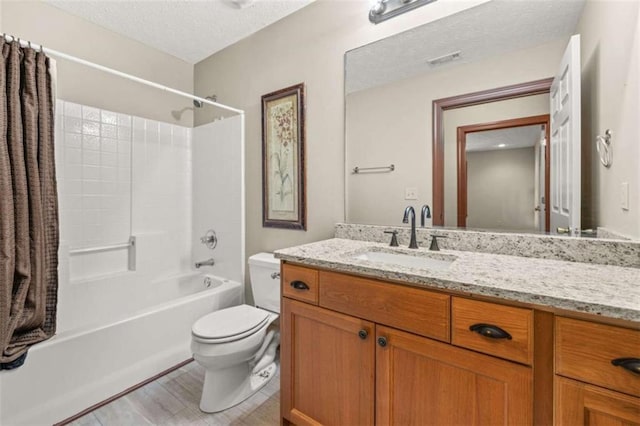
[
  {"x1": 556, "y1": 376, "x2": 640, "y2": 426},
  {"x1": 281, "y1": 298, "x2": 375, "y2": 426},
  {"x1": 376, "y1": 325, "x2": 532, "y2": 426}
]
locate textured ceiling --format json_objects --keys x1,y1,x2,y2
[
  {"x1": 466, "y1": 124, "x2": 543, "y2": 152},
  {"x1": 45, "y1": 0, "x2": 315, "y2": 64},
  {"x1": 346, "y1": 0, "x2": 585, "y2": 94}
]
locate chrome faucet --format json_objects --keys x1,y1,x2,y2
[
  {"x1": 195, "y1": 258, "x2": 215, "y2": 268},
  {"x1": 420, "y1": 204, "x2": 431, "y2": 227},
  {"x1": 402, "y1": 206, "x2": 419, "y2": 249}
]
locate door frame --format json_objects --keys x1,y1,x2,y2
[
  {"x1": 456, "y1": 114, "x2": 551, "y2": 230},
  {"x1": 432, "y1": 78, "x2": 553, "y2": 226}
]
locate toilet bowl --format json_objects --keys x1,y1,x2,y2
[{"x1": 191, "y1": 253, "x2": 281, "y2": 413}]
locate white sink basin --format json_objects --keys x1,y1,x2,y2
[{"x1": 353, "y1": 250, "x2": 456, "y2": 271}]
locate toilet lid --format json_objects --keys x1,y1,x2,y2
[{"x1": 192, "y1": 305, "x2": 271, "y2": 341}]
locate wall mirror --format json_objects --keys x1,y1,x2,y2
[{"x1": 344, "y1": 0, "x2": 628, "y2": 238}]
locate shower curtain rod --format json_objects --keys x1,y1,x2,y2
[{"x1": 2, "y1": 34, "x2": 244, "y2": 115}]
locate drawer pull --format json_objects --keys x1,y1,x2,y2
[
  {"x1": 611, "y1": 358, "x2": 640, "y2": 375},
  {"x1": 358, "y1": 329, "x2": 368, "y2": 340},
  {"x1": 377, "y1": 336, "x2": 388, "y2": 347},
  {"x1": 469, "y1": 323, "x2": 512, "y2": 340},
  {"x1": 290, "y1": 280, "x2": 310, "y2": 291}
]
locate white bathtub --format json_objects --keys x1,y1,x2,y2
[{"x1": 0, "y1": 271, "x2": 242, "y2": 426}]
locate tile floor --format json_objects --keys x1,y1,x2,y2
[{"x1": 68, "y1": 361, "x2": 280, "y2": 426}]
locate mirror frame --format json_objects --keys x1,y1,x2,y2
[{"x1": 431, "y1": 77, "x2": 553, "y2": 226}]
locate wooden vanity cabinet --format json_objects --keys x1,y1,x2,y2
[
  {"x1": 555, "y1": 317, "x2": 640, "y2": 426},
  {"x1": 281, "y1": 263, "x2": 536, "y2": 426},
  {"x1": 555, "y1": 377, "x2": 640, "y2": 426},
  {"x1": 376, "y1": 324, "x2": 532, "y2": 426},
  {"x1": 281, "y1": 298, "x2": 375, "y2": 426}
]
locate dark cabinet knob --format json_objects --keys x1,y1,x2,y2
[
  {"x1": 469, "y1": 323, "x2": 512, "y2": 340},
  {"x1": 611, "y1": 358, "x2": 640, "y2": 375},
  {"x1": 290, "y1": 280, "x2": 309, "y2": 291},
  {"x1": 377, "y1": 336, "x2": 388, "y2": 347},
  {"x1": 358, "y1": 329, "x2": 368, "y2": 340}
]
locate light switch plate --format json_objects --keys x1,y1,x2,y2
[
  {"x1": 621, "y1": 182, "x2": 629, "y2": 210},
  {"x1": 405, "y1": 187, "x2": 418, "y2": 200}
]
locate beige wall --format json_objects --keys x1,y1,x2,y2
[
  {"x1": 443, "y1": 93, "x2": 550, "y2": 226},
  {"x1": 194, "y1": 0, "x2": 491, "y2": 274},
  {"x1": 467, "y1": 147, "x2": 536, "y2": 231},
  {"x1": 577, "y1": 0, "x2": 640, "y2": 239},
  {"x1": 2, "y1": 1, "x2": 194, "y2": 126}
]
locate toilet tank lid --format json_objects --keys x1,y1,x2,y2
[{"x1": 248, "y1": 252, "x2": 280, "y2": 268}]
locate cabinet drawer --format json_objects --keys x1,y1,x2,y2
[
  {"x1": 452, "y1": 297, "x2": 533, "y2": 365},
  {"x1": 319, "y1": 271, "x2": 450, "y2": 342},
  {"x1": 282, "y1": 263, "x2": 319, "y2": 305},
  {"x1": 556, "y1": 317, "x2": 640, "y2": 397}
]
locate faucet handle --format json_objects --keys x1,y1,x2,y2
[
  {"x1": 384, "y1": 230, "x2": 399, "y2": 247},
  {"x1": 429, "y1": 234, "x2": 448, "y2": 251},
  {"x1": 200, "y1": 229, "x2": 218, "y2": 250}
]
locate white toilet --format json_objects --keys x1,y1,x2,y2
[{"x1": 191, "y1": 252, "x2": 281, "y2": 413}]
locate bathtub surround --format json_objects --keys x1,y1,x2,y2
[
  {"x1": 0, "y1": 41, "x2": 59, "y2": 370},
  {"x1": 192, "y1": 116, "x2": 244, "y2": 284},
  {"x1": 335, "y1": 223, "x2": 640, "y2": 269},
  {"x1": 0, "y1": 99, "x2": 245, "y2": 425},
  {"x1": 55, "y1": 100, "x2": 133, "y2": 279},
  {"x1": 54, "y1": 100, "x2": 193, "y2": 280}
]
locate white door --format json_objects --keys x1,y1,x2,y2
[{"x1": 550, "y1": 34, "x2": 581, "y2": 236}]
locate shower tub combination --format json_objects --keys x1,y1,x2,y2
[{"x1": 0, "y1": 271, "x2": 242, "y2": 425}]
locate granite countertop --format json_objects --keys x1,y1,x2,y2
[{"x1": 275, "y1": 238, "x2": 640, "y2": 323}]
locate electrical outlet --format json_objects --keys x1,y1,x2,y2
[
  {"x1": 621, "y1": 182, "x2": 629, "y2": 210},
  {"x1": 405, "y1": 187, "x2": 418, "y2": 200}
]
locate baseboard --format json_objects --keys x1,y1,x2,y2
[{"x1": 54, "y1": 358, "x2": 193, "y2": 426}]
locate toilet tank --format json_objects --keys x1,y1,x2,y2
[{"x1": 248, "y1": 253, "x2": 281, "y2": 313}]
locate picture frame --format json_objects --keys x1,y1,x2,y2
[{"x1": 261, "y1": 83, "x2": 306, "y2": 230}]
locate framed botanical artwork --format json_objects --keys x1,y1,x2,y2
[{"x1": 261, "y1": 83, "x2": 306, "y2": 230}]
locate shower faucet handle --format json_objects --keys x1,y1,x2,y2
[{"x1": 200, "y1": 229, "x2": 218, "y2": 250}]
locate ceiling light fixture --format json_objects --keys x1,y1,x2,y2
[
  {"x1": 369, "y1": 0, "x2": 438, "y2": 24},
  {"x1": 498, "y1": 143, "x2": 507, "y2": 148}
]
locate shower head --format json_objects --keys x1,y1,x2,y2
[{"x1": 193, "y1": 95, "x2": 217, "y2": 108}]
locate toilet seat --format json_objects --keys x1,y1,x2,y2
[{"x1": 192, "y1": 305, "x2": 273, "y2": 343}]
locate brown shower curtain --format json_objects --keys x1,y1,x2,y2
[{"x1": 0, "y1": 40, "x2": 59, "y2": 370}]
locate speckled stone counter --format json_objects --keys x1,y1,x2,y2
[
  {"x1": 334, "y1": 223, "x2": 640, "y2": 268},
  {"x1": 275, "y1": 238, "x2": 640, "y2": 323}
]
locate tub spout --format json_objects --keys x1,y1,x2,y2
[{"x1": 195, "y1": 258, "x2": 215, "y2": 268}]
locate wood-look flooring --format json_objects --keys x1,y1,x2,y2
[{"x1": 68, "y1": 361, "x2": 280, "y2": 426}]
